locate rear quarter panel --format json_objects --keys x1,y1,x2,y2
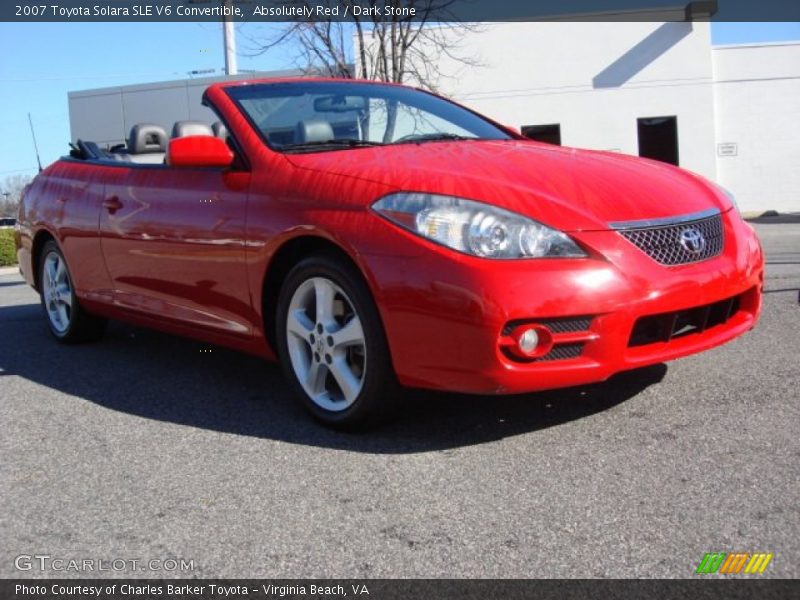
[{"x1": 17, "y1": 161, "x2": 112, "y2": 296}]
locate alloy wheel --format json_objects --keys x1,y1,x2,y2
[
  {"x1": 285, "y1": 277, "x2": 367, "y2": 412},
  {"x1": 42, "y1": 251, "x2": 73, "y2": 334}
]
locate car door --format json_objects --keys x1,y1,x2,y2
[{"x1": 98, "y1": 164, "x2": 254, "y2": 337}]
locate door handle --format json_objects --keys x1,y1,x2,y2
[{"x1": 102, "y1": 196, "x2": 123, "y2": 213}]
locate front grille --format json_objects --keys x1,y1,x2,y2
[
  {"x1": 537, "y1": 316, "x2": 594, "y2": 334},
  {"x1": 535, "y1": 343, "x2": 584, "y2": 361},
  {"x1": 501, "y1": 342, "x2": 585, "y2": 363},
  {"x1": 502, "y1": 316, "x2": 594, "y2": 336},
  {"x1": 616, "y1": 213, "x2": 724, "y2": 266},
  {"x1": 629, "y1": 294, "x2": 742, "y2": 347}
]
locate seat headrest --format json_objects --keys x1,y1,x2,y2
[
  {"x1": 295, "y1": 120, "x2": 334, "y2": 144},
  {"x1": 171, "y1": 120, "x2": 214, "y2": 139},
  {"x1": 128, "y1": 124, "x2": 167, "y2": 154},
  {"x1": 212, "y1": 121, "x2": 228, "y2": 140}
]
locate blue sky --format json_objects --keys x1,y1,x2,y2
[{"x1": 0, "y1": 21, "x2": 798, "y2": 184}]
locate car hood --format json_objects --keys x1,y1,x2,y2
[{"x1": 284, "y1": 140, "x2": 731, "y2": 231}]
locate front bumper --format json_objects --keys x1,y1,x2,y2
[{"x1": 363, "y1": 209, "x2": 764, "y2": 394}]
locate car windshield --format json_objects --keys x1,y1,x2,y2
[{"x1": 226, "y1": 81, "x2": 512, "y2": 152}]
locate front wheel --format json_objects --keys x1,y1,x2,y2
[
  {"x1": 275, "y1": 256, "x2": 397, "y2": 429},
  {"x1": 39, "y1": 240, "x2": 106, "y2": 343}
]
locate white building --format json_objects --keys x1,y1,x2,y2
[
  {"x1": 67, "y1": 69, "x2": 302, "y2": 148},
  {"x1": 427, "y1": 22, "x2": 800, "y2": 214},
  {"x1": 68, "y1": 22, "x2": 800, "y2": 214}
]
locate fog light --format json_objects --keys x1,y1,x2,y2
[
  {"x1": 504, "y1": 324, "x2": 554, "y2": 359},
  {"x1": 518, "y1": 328, "x2": 539, "y2": 353}
]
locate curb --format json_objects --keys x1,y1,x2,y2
[
  {"x1": 0, "y1": 265, "x2": 20, "y2": 275},
  {"x1": 742, "y1": 210, "x2": 770, "y2": 220},
  {"x1": 742, "y1": 210, "x2": 799, "y2": 218},
  {"x1": 744, "y1": 211, "x2": 800, "y2": 224}
]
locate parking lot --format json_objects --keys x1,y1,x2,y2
[{"x1": 0, "y1": 222, "x2": 797, "y2": 579}]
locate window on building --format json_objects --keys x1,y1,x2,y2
[
  {"x1": 521, "y1": 124, "x2": 561, "y2": 145},
  {"x1": 637, "y1": 116, "x2": 679, "y2": 166}
]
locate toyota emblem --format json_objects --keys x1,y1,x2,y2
[{"x1": 679, "y1": 228, "x2": 706, "y2": 254}]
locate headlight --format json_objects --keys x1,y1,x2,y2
[{"x1": 372, "y1": 193, "x2": 586, "y2": 259}]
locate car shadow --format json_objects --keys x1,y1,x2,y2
[
  {"x1": 0, "y1": 280, "x2": 26, "y2": 288},
  {"x1": 0, "y1": 302, "x2": 667, "y2": 454}
]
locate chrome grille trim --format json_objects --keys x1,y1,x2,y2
[
  {"x1": 615, "y1": 211, "x2": 724, "y2": 266},
  {"x1": 608, "y1": 208, "x2": 720, "y2": 231}
]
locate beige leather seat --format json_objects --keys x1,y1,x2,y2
[
  {"x1": 171, "y1": 121, "x2": 214, "y2": 138},
  {"x1": 126, "y1": 123, "x2": 168, "y2": 164}
]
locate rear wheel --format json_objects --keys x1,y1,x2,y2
[
  {"x1": 275, "y1": 256, "x2": 397, "y2": 429},
  {"x1": 39, "y1": 240, "x2": 106, "y2": 343}
]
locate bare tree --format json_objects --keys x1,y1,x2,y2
[
  {"x1": 0, "y1": 174, "x2": 32, "y2": 218},
  {"x1": 245, "y1": 1, "x2": 481, "y2": 91}
]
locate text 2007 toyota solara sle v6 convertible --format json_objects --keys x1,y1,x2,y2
[{"x1": 15, "y1": 78, "x2": 764, "y2": 427}]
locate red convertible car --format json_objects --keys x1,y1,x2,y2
[{"x1": 15, "y1": 78, "x2": 764, "y2": 427}]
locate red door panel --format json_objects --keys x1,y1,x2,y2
[{"x1": 99, "y1": 166, "x2": 255, "y2": 337}]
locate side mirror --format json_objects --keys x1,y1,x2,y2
[{"x1": 167, "y1": 136, "x2": 234, "y2": 169}]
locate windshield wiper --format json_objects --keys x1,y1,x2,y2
[
  {"x1": 392, "y1": 133, "x2": 479, "y2": 145},
  {"x1": 281, "y1": 139, "x2": 386, "y2": 152}
]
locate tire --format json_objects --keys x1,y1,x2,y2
[
  {"x1": 275, "y1": 255, "x2": 398, "y2": 429},
  {"x1": 39, "y1": 240, "x2": 107, "y2": 343}
]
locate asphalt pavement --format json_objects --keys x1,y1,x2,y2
[{"x1": 0, "y1": 223, "x2": 798, "y2": 579}]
